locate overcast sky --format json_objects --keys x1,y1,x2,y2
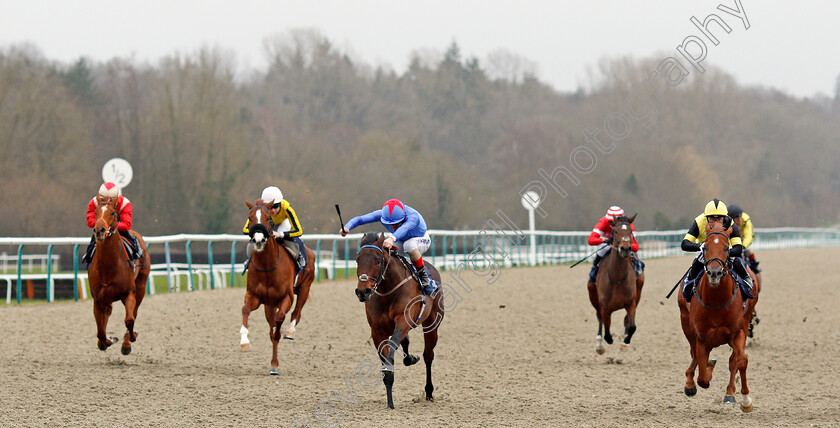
[{"x1": 1, "y1": 0, "x2": 838, "y2": 98}]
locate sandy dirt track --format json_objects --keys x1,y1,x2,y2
[{"x1": 1, "y1": 247, "x2": 839, "y2": 427}]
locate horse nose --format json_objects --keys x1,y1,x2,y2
[{"x1": 355, "y1": 288, "x2": 371, "y2": 302}]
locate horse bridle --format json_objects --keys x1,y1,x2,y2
[
  {"x1": 358, "y1": 245, "x2": 392, "y2": 294},
  {"x1": 357, "y1": 245, "x2": 415, "y2": 297},
  {"x1": 702, "y1": 231, "x2": 732, "y2": 273},
  {"x1": 97, "y1": 201, "x2": 120, "y2": 238},
  {"x1": 248, "y1": 205, "x2": 279, "y2": 272},
  {"x1": 696, "y1": 230, "x2": 737, "y2": 310}
]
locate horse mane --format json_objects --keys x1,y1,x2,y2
[{"x1": 360, "y1": 232, "x2": 383, "y2": 246}]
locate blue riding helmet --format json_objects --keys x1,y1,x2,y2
[{"x1": 380, "y1": 199, "x2": 406, "y2": 225}]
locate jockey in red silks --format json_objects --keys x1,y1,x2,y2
[
  {"x1": 585, "y1": 206, "x2": 644, "y2": 292},
  {"x1": 82, "y1": 182, "x2": 143, "y2": 266}
]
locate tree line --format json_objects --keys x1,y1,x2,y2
[{"x1": 1, "y1": 30, "x2": 839, "y2": 239}]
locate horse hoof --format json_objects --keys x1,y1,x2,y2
[
  {"x1": 604, "y1": 335, "x2": 614, "y2": 345},
  {"x1": 404, "y1": 354, "x2": 420, "y2": 366},
  {"x1": 684, "y1": 386, "x2": 697, "y2": 396},
  {"x1": 282, "y1": 331, "x2": 295, "y2": 340},
  {"x1": 620, "y1": 343, "x2": 630, "y2": 352},
  {"x1": 269, "y1": 367, "x2": 279, "y2": 376},
  {"x1": 98, "y1": 343, "x2": 108, "y2": 351},
  {"x1": 240, "y1": 343, "x2": 251, "y2": 352},
  {"x1": 709, "y1": 359, "x2": 717, "y2": 368},
  {"x1": 595, "y1": 336, "x2": 606, "y2": 355},
  {"x1": 121, "y1": 346, "x2": 132, "y2": 356},
  {"x1": 426, "y1": 396, "x2": 434, "y2": 402},
  {"x1": 723, "y1": 395, "x2": 736, "y2": 404},
  {"x1": 740, "y1": 395, "x2": 754, "y2": 412},
  {"x1": 387, "y1": 404, "x2": 395, "y2": 410}
]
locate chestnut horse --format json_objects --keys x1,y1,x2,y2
[
  {"x1": 678, "y1": 221, "x2": 757, "y2": 412},
  {"x1": 355, "y1": 233, "x2": 444, "y2": 409},
  {"x1": 87, "y1": 197, "x2": 150, "y2": 355},
  {"x1": 591, "y1": 214, "x2": 644, "y2": 354},
  {"x1": 239, "y1": 199, "x2": 315, "y2": 375}
]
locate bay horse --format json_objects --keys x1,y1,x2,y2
[
  {"x1": 677, "y1": 221, "x2": 756, "y2": 412},
  {"x1": 87, "y1": 196, "x2": 150, "y2": 355},
  {"x1": 239, "y1": 199, "x2": 315, "y2": 375},
  {"x1": 355, "y1": 233, "x2": 444, "y2": 409},
  {"x1": 591, "y1": 214, "x2": 644, "y2": 354}
]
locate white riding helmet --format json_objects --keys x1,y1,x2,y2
[
  {"x1": 605, "y1": 206, "x2": 624, "y2": 220},
  {"x1": 99, "y1": 182, "x2": 120, "y2": 198},
  {"x1": 261, "y1": 186, "x2": 283, "y2": 205}
]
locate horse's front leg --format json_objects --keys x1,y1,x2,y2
[
  {"x1": 696, "y1": 342, "x2": 716, "y2": 389},
  {"x1": 376, "y1": 324, "x2": 410, "y2": 409},
  {"x1": 240, "y1": 291, "x2": 260, "y2": 352},
  {"x1": 93, "y1": 301, "x2": 119, "y2": 351},
  {"x1": 121, "y1": 292, "x2": 137, "y2": 355},
  {"x1": 273, "y1": 294, "x2": 293, "y2": 342},
  {"x1": 621, "y1": 302, "x2": 637, "y2": 351},
  {"x1": 264, "y1": 304, "x2": 280, "y2": 375}
]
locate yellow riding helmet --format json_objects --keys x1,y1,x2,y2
[{"x1": 704, "y1": 199, "x2": 728, "y2": 217}]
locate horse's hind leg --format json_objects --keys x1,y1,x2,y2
[
  {"x1": 422, "y1": 327, "x2": 438, "y2": 402},
  {"x1": 400, "y1": 336, "x2": 420, "y2": 366},
  {"x1": 93, "y1": 302, "x2": 119, "y2": 351},
  {"x1": 121, "y1": 293, "x2": 137, "y2": 355},
  {"x1": 285, "y1": 275, "x2": 312, "y2": 340},
  {"x1": 635, "y1": 273, "x2": 645, "y2": 306},
  {"x1": 590, "y1": 283, "x2": 606, "y2": 354},
  {"x1": 620, "y1": 303, "x2": 637, "y2": 351}
]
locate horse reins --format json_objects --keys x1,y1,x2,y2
[{"x1": 358, "y1": 245, "x2": 413, "y2": 297}]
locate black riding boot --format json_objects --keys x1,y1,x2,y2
[
  {"x1": 82, "y1": 235, "x2": 95, "y2": 266},
  {"x1": 732, "y1": 257, "x2": 754, "y2": 292},
  {"x1": 682, "y1": 258, "x2": 705, "y2": 301},
  {"x1": 417, "y1": 267, "x2": 435, "y2": 295},
  {"x1": 119, "y1": 230, "x2": 142, "y2": 260},
  {"x1": 588, "y1": 254, "x2": 603, "y2": 284}
]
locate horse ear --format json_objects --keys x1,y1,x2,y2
[
  {"x1": 628, "y1": 213, "x2": 637, "y2": 224},
  {"x1": 246, "y1": 199, "x2": 254, "y2": 209}
]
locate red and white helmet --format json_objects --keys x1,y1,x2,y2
[
  {"x1": 605, "y1": 206, "x2": 625, "y2": 220},
  {"x1": 98, "y1": 182, "x2": 120, "y2": 198}
]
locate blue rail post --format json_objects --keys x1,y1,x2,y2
[
  {"x1": 165, "y1": 242, "x2": 173, "y2": 292},
  {"x1": 73, "y1": 244, "x2": 80, "y2": 301},
  {"x1": 186, "y1": 241, "x2": 194, "y2": 291},
  {"x1": 46, "y1": 245, "x2": 54, "y2": 302},
  {"x1": 315, "y1": 240, "x2": 322, "y2": 282},
  {"x1": 207, "y1": 241, "x2": 215, "y2": 290},
  {"x1": 332, "y1": 240, "x2": 338, "y2": 279},
  {"x1": 230, "y1": 241, "x2": 237, "y2": 288},
  {"x1": 16, "y1": 245, "x2": 23, "y2": 304},
  {"x1": 344, "y1": 240, "x2": 350, "y2": 279}
]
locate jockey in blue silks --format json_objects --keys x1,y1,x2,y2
[{"x1": 340, "y1": 199, "x2": 436, "y2": 295}]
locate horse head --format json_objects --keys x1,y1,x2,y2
[
  {"x1": 355, "y1": 233, "x2": 391, "y2": 302},
  {"x1": 245, "y1": 199, "x2": 275, "y2": 253},
  {"x1": 94, "y1": 196, "x2": 120, "y2": 242},
  {"x1": 703, "y1": 221, "x2": 731, "y2": 287},
  {"x1": 610, "y1": 214, "x2": 636, "y2": 259}
]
